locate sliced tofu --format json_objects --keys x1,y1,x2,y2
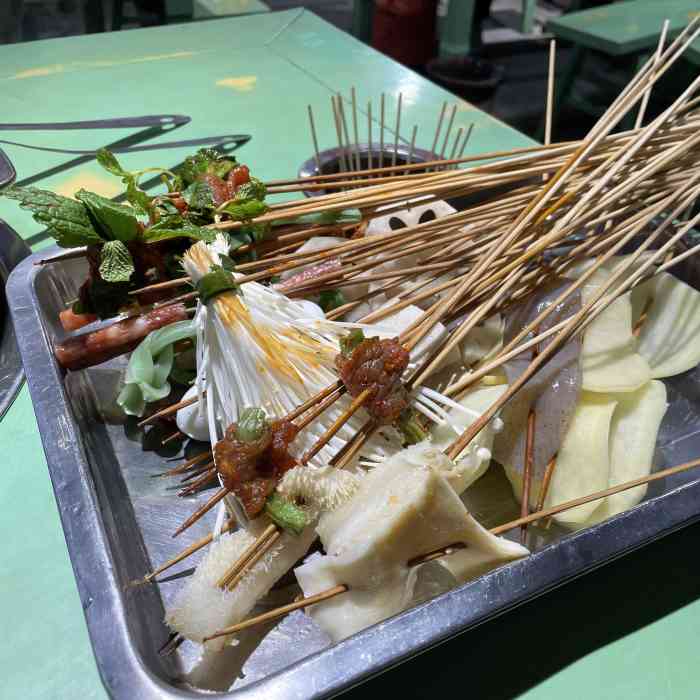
[
  {"x1": 545, "y1": 392, "x2": 618, "y2": 525},
  {"x1": 586, "y1": 380, "x2": 667, "y2": 523},
  {"x1": 632, "y1": 272, "x2": 700, "y2": 378},
  {"x1": 580, "y1": 268, "x2": 650, "y2": 392},
  {"x1": 295, "y1": 445, "x2": 527, "y2": 642}
]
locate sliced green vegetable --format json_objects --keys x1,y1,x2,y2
[
  {"x1": 319, "y1": 289, "x2": 346, "y2": 313},
  {"x1": 117, "y1": 320, "x2": 197, "y2": 416},
  {"x1": 75, "y1": 189, "x2": 140, "y2": 242},
  {"x1": 339, "y1": 329, "x2": 365, "y2": 357},
  {"x1": 236, "y1": 407, "x2": 269, "y2": 443},
  {"x1": 265, "y1": 493, "x2": 308, "y2": 536},
  {"x1": 98, "y1": 240, "x2": 135, "y2": 283},
  {"x1": 397, "y1": 408, "x2": 428, "y2": 445},
  {"x1": 2, "y1": 185, "x2": 102, "y2": 248}
]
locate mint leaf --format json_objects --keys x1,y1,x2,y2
[
  {"x1": 142, "y1": 216, "x2": 216, "y2": 244},
  {"x1": 96, "y1": 148, "x2": 152, "y2": 217},
  {"x1": 75, "y1": 189, "x2": 139, "y2": 242},
  {"x1": 2, "y1": 185, "x2": 103, "y2": 248},
  {"x1": 221, "y1": 199, "x2": 268, "y2": 221},
  {"x1": 96, "y1": 149, "x2": 124, "y2": 177},
  {"x1": 235, "y1": 177, "x2": 266, "y2": 201},
  {"x1": 179, "y1": 148, "x2": 237, "y2": 185},
  {"x1": 319, "y1": 289, "x2": 346, "y2": 312},
  {"x1": 183, "y1": 180, "x2": 215, "y2": 211},
  {"x1": 99, "y1": 240, "x2": 135, "y2": 283}
]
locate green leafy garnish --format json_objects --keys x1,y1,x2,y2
[
  {"x1": 220, "y1": 199, "x2": 268, "y2": 221},
  {"x1": 183, "y1": 179, "x2": 216, "y2": 211},
  {"x1": 319, "y1": 289, "x2": 346, "y2": 313},
  {"x1": 2, "y1": 185, "x2": 102, "y2": 248},
  {"x1": 75, "y1": 189, "x2": 139, "y2": 242},
  {"x1": 179, "y1": 148, "x2": 237, "y2": 185},
  {"x1": 96, "y1": 148, "x2": 153, "y2": 216},
  {"x1": 235, "y1": 176, "x2": 266, "y2": 202},
  {"x1": 99, "y1": 240, "x2": 135, "y2": 283},
  {"x1": 265, "y1": 493, "x2": 308, "y2": 536},
  {"x1": 339, "y1": 329, "x2": 365, "y2": 357},
  {"x1": 142, "y1": 216, "x2": 217, "y2": 244},
  {"x1": 397, "y1": 408, "x2": 428, "y2": 445},
  {"x1": 236, "y1": 407, "x2": 269, "y2": 443}
]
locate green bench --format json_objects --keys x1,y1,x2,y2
[{"x1": 546, "y1": 0, "x2": 699, "y2": 135}]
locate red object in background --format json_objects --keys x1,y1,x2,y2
[{"x1": 372, "y1": 0, "x2": 439, "y2": 67}]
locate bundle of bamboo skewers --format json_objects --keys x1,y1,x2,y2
[{"x1": 122, "y1": 19, "x2": 700, "y2": 658}]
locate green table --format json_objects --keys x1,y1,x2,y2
[{"x1": 0, "y1": 9, "x2": 698, "y2": 700}]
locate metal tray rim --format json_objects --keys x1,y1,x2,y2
[{"x1": 8, "y1": 247, "x2": 700, "y2": 700}]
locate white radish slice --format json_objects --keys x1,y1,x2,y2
[
  {"x1": 586, "y1": 380, "x2": 667, "y2": 524},
  {"x1": 430, "y1": 384, "x2": 507, "y2": 494},
  {"x1": 545, "y1": 392, "x2": 617, "y2": 525},
  {"x1": 632, "y1": 272, "x2": 700, "y2": 378},
  {"x1": 580, "y1": 268, "x2": 650, "y2": 392}
]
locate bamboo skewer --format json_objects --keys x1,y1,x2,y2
[
  {"x1": 223, "y1": 529, "x2": 282, "y2": 592},
  {"x1": 351, "y1": 87, "x2": 362, "y2": 172},
  {"x1": 439, "y1": 104, "x2": 457, "y2": 160},
  {"x1": 307, "y1": 105, "x2": 322, "y2": 175},
  {"x1": 379, "y1": 93, "x2": 386, "y2": 168},
  {"x1": 301, "y1": 388, "x2": 372, "y2": 464},
  {"x1": 635, "y1": 20, "x2": 670, "y2": 130},
  {"x1": 173, "y1": 488, "x2": 230, "y2": 538},
  {"x1": 544, "y1": 40, "x2": 556, "y2": 148},
  {"x1": 216, "y1": 523, "x2": 278, "y2": 589},
  {"x1": 392, "y1": 92, "x2": 402, "y2": 168},
  {"x1": 136, "y1": 518, "x2": 236, "y2": 585},
  {"x1": 535, "y1": 454, "x2": 557, "y2": 513},
  {"x1": 152, "y1": 450, "x2": 212, "y2": 479},
  {"x1": 138, "y1": 393, "x2": 203, "y2": 427},
  {"x1": 203, "y1": 457, "x2": 700, "y2": 642}
]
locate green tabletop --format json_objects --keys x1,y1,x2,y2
[
  {"x1": 1, "y1": 9, "x2": 699, "y2": 700},
  {"x1": 547, "y1": 0, "x2": 699, "y2": 55}
]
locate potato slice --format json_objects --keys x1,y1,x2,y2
[
  {"x1": 586, "y1": 380, "x2": 667, "y2": 524},
  {"x1": 545, "y1": 392, "x2": 617, "y2": 525},
  {"x1": 632, "y1": 272, "x2": 700, "y2": 378},
  {"x1": 580, "y1": 269, "x2": 650, "y2": 392}
]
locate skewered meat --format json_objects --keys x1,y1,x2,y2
[
  {"x1": 214, "y1": 418, "x2": 300, "y2": 518},
  {"x1": 54, "y1": 302, "x2": 188, "y2": 371},
  {"x1": 335, "y1": 336, "x2": 410, "y2": 424}
]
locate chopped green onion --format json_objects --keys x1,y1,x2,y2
[
  {"x1": 236, "y1": 407, "x2": 269, "y2": 443},
  {"x1": 339, "y1": 329, "x2": 365, "y2": 357},
  {"x1": 397, "y1": 408, "x2": 428, "y2": 445},
  {"x1": 265, "y1": 493, "x2": 308, "y2": 536}
]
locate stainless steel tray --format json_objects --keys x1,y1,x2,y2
[{"x1": 8, "y1": 245, "x2": 700, "y2": 699}]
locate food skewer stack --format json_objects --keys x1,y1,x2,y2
[{"x1": 6, "y1": 17, "x2": 700, "y2": 681}]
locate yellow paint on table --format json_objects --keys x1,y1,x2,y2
[
  {"x1": 6, "y1": 51, "x2": 197, "y2": 81},
  {"x1": 54, "y1": 172, "x2": 124, "y2": 200},
  {"x1": 216, "y1": 76, "x2": 257, "y2": 91}
]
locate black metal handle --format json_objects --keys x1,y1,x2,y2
[
  {"x1": 0, "y1": 133, "x2": 251, "y2": 156},
  {"x1": 0, "y1": 149, "x2": 16, "y2": 189},
  {"x1": 0, "y1": 115, "x2": 190, "y2": 131}
]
